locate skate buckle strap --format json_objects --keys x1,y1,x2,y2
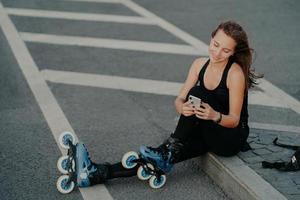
[{"x1": 148, "y1": 146, "x2": 170, "y2": 161}]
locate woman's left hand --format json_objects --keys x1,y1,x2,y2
[{"x1": 194, "y1": 102, "x2": 219, "y2": 121}]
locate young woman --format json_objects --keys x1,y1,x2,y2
[{"x1": 57, "y1": 20, "x2": 261, "y2": 192}]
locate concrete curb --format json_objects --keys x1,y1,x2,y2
[{"x1": 199, "y1": 153, "x2": 287, "y2": 200}]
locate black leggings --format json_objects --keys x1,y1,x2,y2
[{"x1": 107, "y1": 114, "x2": 248, "y2": 180}]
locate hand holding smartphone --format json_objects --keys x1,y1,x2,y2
[{"x1": 188, "y1": 95, "x2": 202, "y2": 108}]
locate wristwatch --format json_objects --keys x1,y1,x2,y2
[{"x1": 214, "y1": 112, "x2": 222, "y2": 124}]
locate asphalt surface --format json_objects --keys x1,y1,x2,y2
[{"x1": 1, "y1": 0, "x2": 300, "y2": 200}]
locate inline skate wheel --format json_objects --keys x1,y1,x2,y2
[
  {"x1": 57, "y1": 155, "x2": 75, "y2": 174},
  {"x1": 137, "y1": 163, "x2": 154, "y2": 180},
  {"x1": 56, "y1": 175, "x2": 75, "y2": 194},
  {"x1": 121, "y1": 151, "x2": 139, "y2": 169},
  {"x1": 149, "y1": 175, "x2": 166, "y2": 189},
  {"x1": 59, "y1": 131, "x2": 77, "y2": 149}
]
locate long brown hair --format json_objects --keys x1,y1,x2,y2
[{"x1": 211, "y1": 21, "x2": 263, "y2": 94}]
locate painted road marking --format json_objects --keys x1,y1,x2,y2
[
  {"x1": 40, "y1": 69, "x2": 286, "y2": 108},
  {"x1": 121, "y1": 0, "x2": 208, "y2": 52},
  {"x1": 20, "y1": 32, "x2": 206, "y2": 55},
  {"x1": 41, "y1": 69, "x2": 300, "y2": 134},
  {"x1": 65, "y1": 0, "x2": 208, "y2": 53},
  {"x1": 258, "y1": 79, "x2": 300, "y2": 115},
  {"x1": 6, "y1": 8, "x2": 155, "y2": 25},
  {"x1": 41, "y1": 69, "x2": 182, "y2": 96},
  {"x1": 0, "y1": 3, "x2": 113, "y2": 200}
]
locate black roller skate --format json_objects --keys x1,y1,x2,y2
[
  {"x1": 56, "y1": 132, "x2": 109, "y2": 194},
  {"x1": 121, "y1": 136, "x2": 183, "y2": 189}
]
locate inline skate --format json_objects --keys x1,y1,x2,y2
[
  {"x1": 121, "y1": 137, "x2": 183, "y2": 189},
  {"x1": 56, "y1": 132, "x2": 109, "y2": 194}
]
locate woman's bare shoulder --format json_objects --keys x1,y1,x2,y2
[
  {"x1": 229, "y1": 63, "x2": 245, "y2": 78},
  {"x1": 227, "y1": 62, "x2": 245, "y2": 87},
  {"x1": 194, "y1": 57, "x2": 208, "y2": 66},
  {"x1": 192, "y1": 57, "x2": 209, "y2": 74}
]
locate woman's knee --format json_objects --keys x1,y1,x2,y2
[
  {"x1": 205, "y1": 125, "x2": 244, "y2": 156},
  {"x1": 209, "y1": 137, "x2": 242, "y2": 157}
]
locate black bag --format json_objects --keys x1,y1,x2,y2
[{"x1": 262, "y1": 138, "x2": 300, "y2": 171}]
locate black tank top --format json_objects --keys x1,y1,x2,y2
[{"x1": 197, "y1": 58, "x2": 248, "y2": 124}]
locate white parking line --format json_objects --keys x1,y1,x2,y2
[
  {"x1": 41, "y1": 69, "x2": 299, "y2": 134},
  {"x1": 20, "y1": 32, "x2": 206, "y2": 55},
  {"x1": 6, "y1": 8, "x2": 156, "y2": 25},
  {"x1": 0, "y1": 3, "x2": 113, "y2": 200},
  {"x1": 40, "y1": 69, "x2": 287, "y2": 109},
  {"x1": 121, "y1": 0, "x2": 208, "y2": 53},
  {"x1": 258, "y1": 79, "x2": 300, "y2": 115},
  {"x1": 41, "y1": 69, "x2": 182, "y2": 96},
  {"x1": 65, "y1": 0, "x2": 208, "y2": 53}
]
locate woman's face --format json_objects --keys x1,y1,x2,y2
[{"x1": 208, "y1": 29, "x2": 236, "y2": 63}]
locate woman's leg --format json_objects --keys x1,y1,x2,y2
[
  {"x1": 90, "y1": 129, "x2": 208, "y2": 185},
  {"x1": 201, "y1": 121, "x2": 245, "y2": 157},
  {"x1": 172, "y1": 115, "x2": 199, "y2": 142},
  {"x1": 89, "y1": 162, "x2": 138, "y2": 185},
  {"x1": 109, "y1": 162, "x2": 138, "y2": 179},
  {"x1": 138, "y1": 120, "x2": 208, "y2": 171},
  {"x1": 173, "y1": 126, "x2": 208, "y2": 163}
]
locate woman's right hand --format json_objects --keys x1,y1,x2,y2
[{"x1": 181, "y1": 101, "x2": 195, "y2": 117}]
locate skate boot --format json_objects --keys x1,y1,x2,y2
[
  {"x1": 73, "y1": 143, "x2": 109, "y2": 187},
  {"x1": 139, "y1": 136, "x2": 184, "y2": 173},
  {"x1": 56, "y1": 132, "x2": 110, "y2": 194},
  {"x1": 121, "y1": 135, "x2": 184, "y2": 189}
]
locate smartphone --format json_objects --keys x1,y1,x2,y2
[{"x1": 188, "y1": 95, "x2": 202, "y2": 108}]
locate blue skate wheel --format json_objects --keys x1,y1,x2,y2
[
  {"x1": 59, "y1": 132, "x2": 77, "y2": 149},
  {"x1": 56, "y1": 175, "x2": 75, "y2": 194},
  {"x1": 149, "y1": 175, "x2": 166, "y2": 189},
  {"x1": 57, "y1": 155, "x2": 75, "y2": 174},
  {"x1": 137, "y1": 164, "x2": 154, "y2": 180},
  {"x1": 122, "y1": 151, "x2": 139, "y2": 169}
]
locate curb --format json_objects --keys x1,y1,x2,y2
[{"x1": 199, "y1": 153, "x2": 287, "y2": 200}]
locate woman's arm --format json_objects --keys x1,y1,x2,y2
[
  {"x1": 219, "y1": 63, "x2": 245, "y2": 128},
  {"x1": 174, "y1": 58, "x2": 206, "y2": 114}
]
